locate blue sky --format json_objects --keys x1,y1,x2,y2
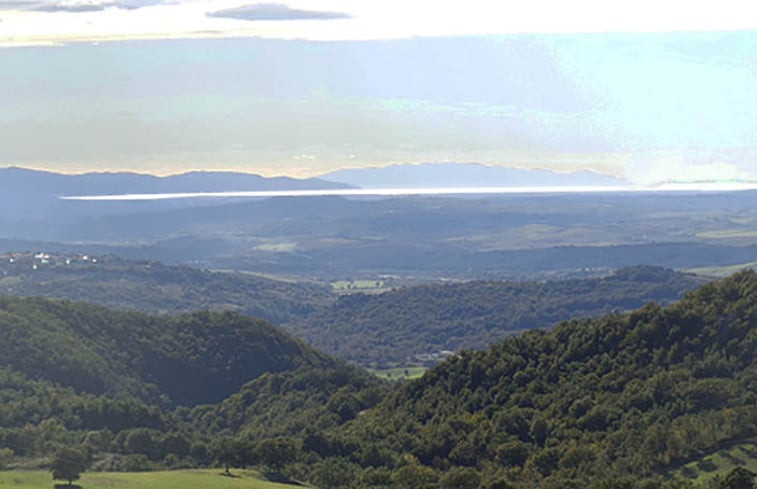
[{"x1": 1, "y1": 2, "x2": 756, "y2": 183}]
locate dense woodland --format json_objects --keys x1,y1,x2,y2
[
  {"x1": 0, "y1": 255, "x2": 704, "y2": 369},
  {"x1": 293, "y1": 266, "x2": 704, "y2": 367},
  {"x1": 0, "y1": 294, "x2": 378, "y2": 474},
  {"x1": 328, "y1": 270, "x2": 756, "y2": 488},
  {"x1": 0, "y1": 270, "x2": 754, "y2": 488},
  {"x1": 0, "y1": 254, "x2": 331, "y2": 324}
]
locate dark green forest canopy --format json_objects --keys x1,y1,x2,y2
[
  {"x1": 0, "y1": 270, "x2": 753, "y2": 489},
  {"x1": 293, "y1": 266, "x2": 705, "y2": 367},
  {"x1": 0, "y1": 254, "x2": 331, "y2": 324},
  {"x1": 0, "y1": 297, "x2": 337, "y2": 406},
  {"x1": 325, "y1": 270, "x2": 756, "y2": 487},
  {"x1": 0, "y1": 254, "x2": 705, "y2": 369},
  {"x1": 0, "y1": 293, "x2": 380, "y2": 471}
]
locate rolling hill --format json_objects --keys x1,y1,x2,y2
[
  {"x1": 291, "y1": 266, "x2": 706, "y2": 367},
  {"x1": 306, "y1": 270, "x2": 757, "y2": 488},
  {"x1": 0, "y1": 294, "x2": 382, "y2": 477},
  {"x1": 0, "y1": 295, "x2": 338, "y2": 406},
  {"x1": 0, "y1": 271, "x2": 754, "y2": 489},
  {"x1": 0, "y1": 253, "x2": 331, "y2": 324}
]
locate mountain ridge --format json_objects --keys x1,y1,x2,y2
[
  {"x1": 0, "y1": 166, "x2": 350, "y2": 196},
  {"x1": 0, "y1": 166, "x2": 351, "y2": 224},
  {"x1": 322, "y1": 162, "x2": 627, "y2": 188}
]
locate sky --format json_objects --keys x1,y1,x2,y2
[{"x1": 1, "y1": 1, "x2": 756, "y2": 184}]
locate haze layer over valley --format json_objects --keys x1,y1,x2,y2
[{"x1": 3, "y1": 166, "x2": 757, "y2": 283}]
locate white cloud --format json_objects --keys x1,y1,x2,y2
[
  {"x1": 207, "y1": 3, "x2": 349, "y2": 21},
  {"x1": 2, "y1": 0, "x2": 757, "y2": 46}
]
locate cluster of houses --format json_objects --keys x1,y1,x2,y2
[
  {"x1": 0, "y1": 251, "x2": 98, "y2": 270},
  {"x1": 412, "y1": 350, "x2": 456, "y2": 366}
]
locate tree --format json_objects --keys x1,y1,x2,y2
[
  {"x1": 0, "y1": 447, "x2": 14, "y2": 470},
  {"x1": 254, "y1": 437, "x2": 298, "y2": 475},
  {"x1": 124, "y1": 428, "x2": 158, "y2": 460},
  {"x1": 721, "y1": 467, "x2": 756, "y2": 489},
  {"x1": 310, "y1": 457, "x2": 357, "y2": 489},
  {"x1": 50, "y1": 446, "x2": 89, "y2": 487},
  {"x1": 211, "y1": 436, "x2": 247, "y2": 476},
  {"x1": 393, "y1": 456, "x2": 439, "y2": 489},
  {"x1": 442, "y1": 466, "x2": 482, "y2": 489}
]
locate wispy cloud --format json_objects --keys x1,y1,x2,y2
[
  {"x1": 1, "y1": 0, "x2": 164, "y2": 12},
  {"x1": 0, "y1": 0, "x2": 39, "y2": 8},
  {"x1": 207, "y1": 3, "x2": 349, "y2": 22}
]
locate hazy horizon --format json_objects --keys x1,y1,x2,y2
[
  {"x1": 8, "y1": 162, "x2": 757, "y2": 188},
  {"x1": 1, "y1": 3, "x2": 756, "y2": 184},
  {"x1": 61, "y1": 182, "x2": 757, "y2": 202}
]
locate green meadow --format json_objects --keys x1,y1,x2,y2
[
  {"x1": 668, "y1": 438, "x2": 757, "y2": 484},
  {"x1": 254, "y1": 242, "x2": 298, "y2": 252},
  {"x1": 370, "y1": 366, "x2": 426, "y2": 380},
  {"x1": 0, "y1": 469, "x2": 303, "y2": 489}
]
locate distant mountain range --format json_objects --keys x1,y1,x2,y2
[
  {"x1": 1, "y1": 164, "x2": 625, "y2": 200},
  {"x1": 322, "y1": 162, "x2": 627, "y2": 188},
  {"x1": 0, "y1": 166, "x2": 350, "y2": 223},
  {"x1": 0, "y1": 166, "x2": 350, "y2": 197}
]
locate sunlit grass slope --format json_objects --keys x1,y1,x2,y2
[
  {"x1": 370, "y1": 365, "x2": 426, "y2": 380},
  {"x1": 0, "y1": 469, "x2": 304, "y2": 489},
  {"x1": 668, "y1": 438, "x2": 757, "y2": 484}
]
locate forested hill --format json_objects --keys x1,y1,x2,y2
[
  {"x1": 0, "y1": 296, "x2": 336, "y2": 406},
  {"x1": 0, "y1": 271, "x2": 754, "y2": 488},
  {"x1": 0, "y1": 294, "x2": 382, "y2": 472},
  {"x1": 291, "y1": 266, "x2": 705, "y2": 367},
  {"x1": 323, "y1": 270, "x2": 756, "y2": 488},
  {"x1": 0, "y1": 254, "x2": 331, "y2": 324}
]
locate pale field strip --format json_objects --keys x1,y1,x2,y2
[{"x1": 61, "y1": 182, "x2": 757, "y2": 201}]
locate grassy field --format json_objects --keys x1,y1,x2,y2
[
  {"x1": 696, "y1": 229, "x2": 757, "y2": 239},
  {"x1": 370, "y1": 366, "x2": 426, "y2": 380},
  {"x1": 685, "y1": 261, "x2": 757, "y2": 277},
  {"x1": 254, "y1": 242, "x2": 297, "y2": 252},
  {"x1": 0, "y1": 469, "x2": 302, "y2": 489},
  {"x1": 668, "y1": 438, "x2": 757, "y2": 484}
]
